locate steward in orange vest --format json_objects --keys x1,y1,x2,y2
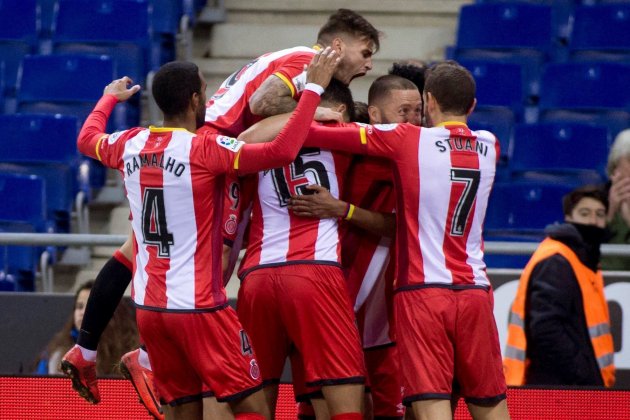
[{"x1": 504, "y1": 187, "x2": 615, "y2": 387}]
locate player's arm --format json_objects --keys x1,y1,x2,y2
[
  {"x1": 248, "y1": 76, "x2": 299, "y2": 117},
  {"x1": 77, "y1": 77, "x2": 141, "y2": 165},
  {"x1": 234, "y1": 48, "x2": 340, "y2": 173},
  {"x1": 288, "y1": 185, "x2": 395, "y2": 238},
  {"x1": 239, "y1": 107, "x2": 344, "y2": 144},
  {"x1": 248, "y1": 52, "x2": 313, "y2": 117}
]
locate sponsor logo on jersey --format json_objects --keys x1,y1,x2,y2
[
  {"x1": 374, "y1": 123, "x2": 398, "y2": 131},
  {"x1": 216, "y1": 135, "x2": 244, "y2": 153},
  {"x1": 108, "y1": 131, "x2": 124, "y2": 144},
  {"x1": 224, "y1": 214, "x2": 238, "y2": 235},
  {"x1": 250, "y1": 359, "x2": 261, "y2": 380}
]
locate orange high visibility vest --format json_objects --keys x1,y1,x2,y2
[{"x1": 503, "y1": 238, "x2": 615, "y2": 387}]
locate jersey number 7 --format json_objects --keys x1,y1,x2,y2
[{"x1": 450, "y1": 168, "x2": 480, "y2": 237}]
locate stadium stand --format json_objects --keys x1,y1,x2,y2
[
  {"x1": 538, "y1": 61, "x2": 630, "y2": 137},
  {"x1": 569, "y1": 3, "x2": 630, "y2": 64},
  {"x1": 0, "y1": 114, "x2": 88, "y2": 233},
  {"x1": 509, "y1": 122, "x2": 611, "y2": 184},
  {"x1": 0, "y1": 0, "x2": 39, "y2": 110},
  {"x1": 0, "y1": 173, "x2": 48, "y2": 291},
  {"x1": 453, "y1": 2, "x2": 556, "y2": 98}
]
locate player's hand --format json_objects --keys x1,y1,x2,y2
[
  {"x1": 608, "y1": 171, "x2": 630, "y2": 222},
  {"x1": 103, "y1": 77, "x2": 141, "y2": 102},
  {"x1": 288, "y1": 184, "x2": 347, "y2": 219},
  {"x1": 305, "y1": 47, "x2": 340, "y2": 89},
  {"x1": 315, "y1": 107, "x2": 343, "y2": 123}
]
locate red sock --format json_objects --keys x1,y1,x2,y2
[
  {"x1": 331, "y1": 413, "x2": 363, "y2": 420},
  {"x1": 234, "y1": 414, "x2": 266, "y2": 420}
]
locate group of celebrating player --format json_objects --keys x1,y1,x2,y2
[{"x1": 60, "y1": 8, "x2": 510, "y2": 420}]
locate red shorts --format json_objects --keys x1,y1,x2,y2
[
  {"x1": 364, "y1": 344, "x2": 404, "y2": 418},
  {"x1": 136, "y1": 306, "x2": 263, "y2": 406},
  {"x1": 394, "y1": 288, "x2": 507, "y2": 405},
  {"x1": 237, "y1": 264, "x2": 366, "y2": 389}
]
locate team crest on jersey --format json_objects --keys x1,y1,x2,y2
[
  {"x1": 374, "y1": 123, "x2": 398, "y2": 131},
  {"x1": 249, "y1": 359, "x2": 261, "y2": 380},
  {"x1": 216, "y1": 135, "x2": 244, "y2": 153},
  {"x1": 107, "y1": 131, "x2": 124, "y2": 145},
  {"x1": 224, "y1": 214, "x2": 237, "y2": 235}
]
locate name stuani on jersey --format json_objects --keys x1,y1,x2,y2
[
  {"x1": 125, "y1": 153, "x2": 186, "y2": 177},
  {"x1": 434, "y1": 137, "x2": 488, "y2": 157}
]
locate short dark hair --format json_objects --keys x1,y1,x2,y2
[
  {"x1": 317, "y1": 9, "x2": 381, "y2": 52},
  {"x1": 423, "y1": 60, "x2": 475, "y2": 116},
  {"x1": 152, "y1": 61, "x2": 202, "y2": 117},
  {"x1": 321, "y1": 78, "x2": 356, "y2": 122},
  {"x1": 368, "y1": 75, "x2": 418, "y2": 106},
  {"x1": 562, "y1": 185, "x2": 609, "y2": 215},
  {"x1": 388, "y1": 61, "x2": 427, "y2": 92},
  {"x1": 353, "y1": 101, "x2": 370, "y2": 123}
]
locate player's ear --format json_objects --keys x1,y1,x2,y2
[
  {"x1": 331, "y1": 37, "x2": 344, "y2": 54},
  {"x1": 466, "y1": 98, "x2": 477, "y2": 116},
  {"x1": 368, "y1": 105, "x2": 380, "y2": 124},
  {"x1": 191, "y1": 91, "x2": 201, "y2": 111}
]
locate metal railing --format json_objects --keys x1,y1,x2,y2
[{"x1": 1, "y1": 233, "x2": 629, "y2": 292}]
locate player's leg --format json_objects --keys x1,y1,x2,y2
[
  {"x1": 395, "y1": 289, "x2": 457, "y2": 420},
  {"x1": 237, "y1": 268, "x2": 291, "y2": 416},
  {"x1": 120, "y1": 345, "x2": 164, "y2": 419},
  {"x1": 454, "y1": 289, "x2": 509, "y2": 420},
  {"x1": 135, "y1": 309, "x2": 205, "y2": 420},
  {"x1": 202, "y1": 397, "x2": 233, "y2": 420},
  {"x1": 61, "y1": 231, "x2": 134, "y2": 404},
  {"x1": 364, "y1": 345, "x2": 404, "y2": 419},
  {"x1": 164, "y1": 400, "x2": 203, "y2": 420},
  {"x1": 281, "y1": 265, "x2": 366, "y2": 418}
]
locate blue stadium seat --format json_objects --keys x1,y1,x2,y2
[
  {"x1": 538, "y1": 61, "x2": 630, "y2": 137},
  {"x1": 509, "y1": 122, "x2": 610, "y2": 183},
  {"x1": 459, "y1": 59, "x2": 527, "y2": 111},
  {"x1": 16, "y1": 54, "x2": 116, "y2": 188},
  {"x1": 570, "y1": 4, "x2": 630, "y2": 63},
  {"x1": 474, "y1": 0, "x2": 575, "y2": 40},
  {"x1": 468, "y1": 107, "x2": 515, "y2": 164},
  {"x1": 0, "y1": 172, "x2": 48, "y2": 291},
  {"x1": 0, "y1": 0, "x2": 39, "y2": 98},
  {"x1": 454, "y1": 3, "x2": 556, "y2": 97},
  {"x1": 0, "y1": 114, "x2": 88, "y2": 232},
  {"x1": 52, "y1": 0, "x2": 155, "y2": 86},
  {"x1": 540, "y1": 61, "x2": 630, "y2": 110},
  {"x1": 485, "y1": 181, "x2": 576, "y2": 235}
]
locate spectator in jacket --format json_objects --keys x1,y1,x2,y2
[{"x1": 504, "y1": 185, "x2": 615, "y2": 387}]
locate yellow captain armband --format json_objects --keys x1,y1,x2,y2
[
  {"x1": 344, "y1": 204, "x2": 356, "y2": 221},
  {"x1": 94, "y1": 134, "x2": 108, "y2": 161},
  {"x1": 274, "y1": 72, "x2": 296, "y2": 98}
]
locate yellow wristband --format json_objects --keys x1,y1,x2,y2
[{"x1": 345, "y1": 204, "x2": 356, "y2": 221}]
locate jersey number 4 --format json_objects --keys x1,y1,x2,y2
[
  {"x1": 142, "y1": 188, "x2": 174, "y2": 258},
  {"x1": 450, "y1": 168, "x2": 480, "y2": 237},
  {"x1": 271, "y1": 148, "x2": 331, "y2": 207}
]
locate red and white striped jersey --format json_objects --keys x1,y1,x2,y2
[
  {"x1": 205, "y1": 46, "x2": 315, "y2": 136},
  {"x1": 305, "y1": 122, "x2": 500, "y2": 290},
  {"x1": 78, "y1": 90, "x2": 324, "y2": 310},
  {"x1": 239, "y1": 148, "x2": 352, "y2": 278},
  {"x1": 341, "y1": 156, "x2": 397, "y2": 347},
  {"x1": 99, "y1": 127, "x2": 243, "y2": 311}
]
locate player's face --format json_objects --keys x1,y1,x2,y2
[
  {"x1": 566, "y1": 197, "x2": 607, "y2": 229},
  {"x1": 375, "y1": 89, "x2": 423, "y2": 125},
  {"x1": 334, "y1": 36, "x2": 374, "y2": 84},
  {"x1": 74, "y1": 288, "x2": 90, "y2": 331},
  {"x1": 196, "y1": 70, "x2": 208, "y2": 129}
]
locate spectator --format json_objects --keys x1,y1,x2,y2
[
  {"x1": 504, "y1": 185, "x2": 615, "y2": 387},
  {"x1": 602, "y1": 129, "x2": 630, "y2": 271},
  {"x1": 36, "y1": 281, "x2": 139, "y2": 375}
]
